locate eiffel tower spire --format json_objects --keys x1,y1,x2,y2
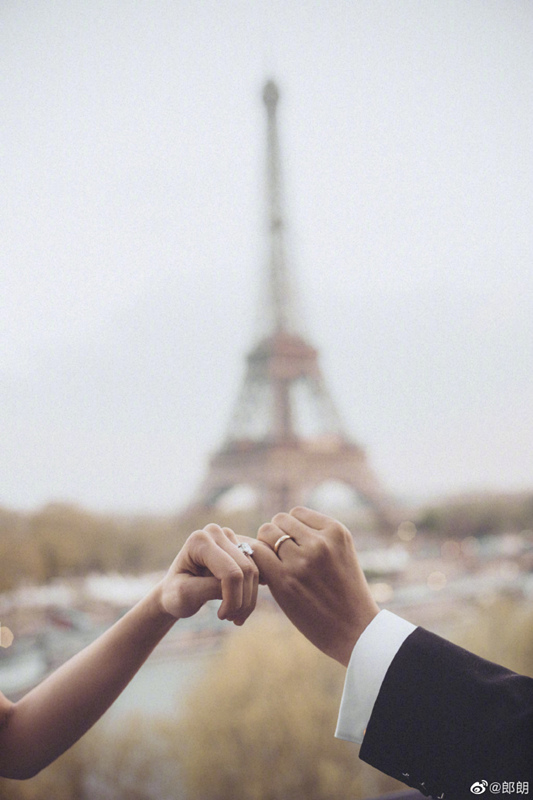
[
  {"x1": 226, "y1": 80, "x2": 343, "y2": 446},
  {"x1": 263, "y1": 79, "x2": 292, "y2": 333},
  {"x1": 189, "y1": 80, "x2": 397, "y2": 528}
]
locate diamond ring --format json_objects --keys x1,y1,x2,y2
[{"x1": 237, "y1": 542, "x2": 254, "y2": 556}]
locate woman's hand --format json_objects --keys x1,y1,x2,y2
[
  {"x1": 159, "y1": 524, "x2": 260, "y2": 625},
  {"x1": 0, "y1": 523, "x2": 259, "y2": 780}
]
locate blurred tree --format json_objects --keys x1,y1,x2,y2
[
  {"x1": 2, "y1": 492, "x2": 532, "y2": 592},
  {"x1": 454, "y1": 595, "x2": 533, "y2": 677},
  {"x1": 79, "y1": 715, "x2": 182, "y2": 800},
  {"x1": 0, "y1": 505, "x2": 194, "y2": 592},
  {"x1": 0, "y1": 503, "x2": 270, "y2": 593},
  {"x1": 1, "y1": 600, "x2": 532, "y2": 799},
  {"x1": 417, "y1": 492, "x2": 533, "y2": 539},
  {"x1": 176, "y1": 610, "x2": 400, "y2": 800},
  {"x1": 29, "y1": 504, "x2": 126, "y2": 579}
]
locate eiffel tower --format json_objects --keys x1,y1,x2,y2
[{"x1": 190, "y1": 80, "x2": 397, "y2": 530}]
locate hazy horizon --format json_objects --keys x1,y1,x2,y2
[{"x1": 1, "y1": 1, "x2": 532, "y2": 515}]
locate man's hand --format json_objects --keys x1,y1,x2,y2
[
  {"x1": 159, "y1": 524, "x2": 259, "y2": 625},
  {"x1": 252, "y1": 507, "x2": 379, "y2": 666}
]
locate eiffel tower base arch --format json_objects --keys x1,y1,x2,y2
[{"x1": 190, "y1": 439, "x2": 399, "y2": 534}]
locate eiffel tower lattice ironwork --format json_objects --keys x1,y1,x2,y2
[{"x1": 191, "y1": 80, "x2": 396, "y2": 528}]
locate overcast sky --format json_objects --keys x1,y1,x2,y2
[{"x1": 1, "y1": 1, "x2": 532, "y2": 515}]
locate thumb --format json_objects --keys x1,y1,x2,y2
[{"x1": 178, "y1": 575, "x2": 223, "y2": 619}]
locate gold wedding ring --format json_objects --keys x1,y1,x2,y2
[{"x1": 273, "y1": 534, "x2": 294, "y2": 555}]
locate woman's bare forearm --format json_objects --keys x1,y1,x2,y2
[
  {"x1": 0, "y1": 581, "x2": 174, "y2": 779},
  {"x1": 0, "y1": 524, "x2": 259, "y2": 780}
]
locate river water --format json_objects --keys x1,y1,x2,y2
[{"x1": 104, "y1": 647, "x2": 213, "y2": 723}]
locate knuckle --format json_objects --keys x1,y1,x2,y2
[
  {"x1": 185, "y1": 530, "x2": 213, "y2": 566},
  {"x1": 239, "y1": 559, "x2": 255, "y2": 578},
  {"x1": 297, "y1": 538, "x2": 333, "y2": 576},
  {"x1": 188, "y1": 529, "x2": 209, "y2": 547},
  {"x1": 289, "y1": 505, "x2": 306, "y2": 517},
  {"x1": 203, "y1": 522, "x2": 223, "y2": 536},
  {"x1": 308, "y1": 536, "x2": 329, "y2": 559},
  {"x1": 225, "y1": 565, "x2": 244, "y2": 585},
  {"x1": 271, "y1": 512, "x2": 288, "y2": 527},
  {"x1": 257, "y1": 522, "x2": 276, "y2": 541},
  {"x1": 327, "y1": 520, "x2": 351, "y2": 544}
]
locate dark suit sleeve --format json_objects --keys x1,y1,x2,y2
[{"x1": 359, "y1": 627, "x2": 533, "y2": 799}]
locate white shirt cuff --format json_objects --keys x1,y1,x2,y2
[{"x1": 335, "y1": 609, "x2": 416, "y2": 744}]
